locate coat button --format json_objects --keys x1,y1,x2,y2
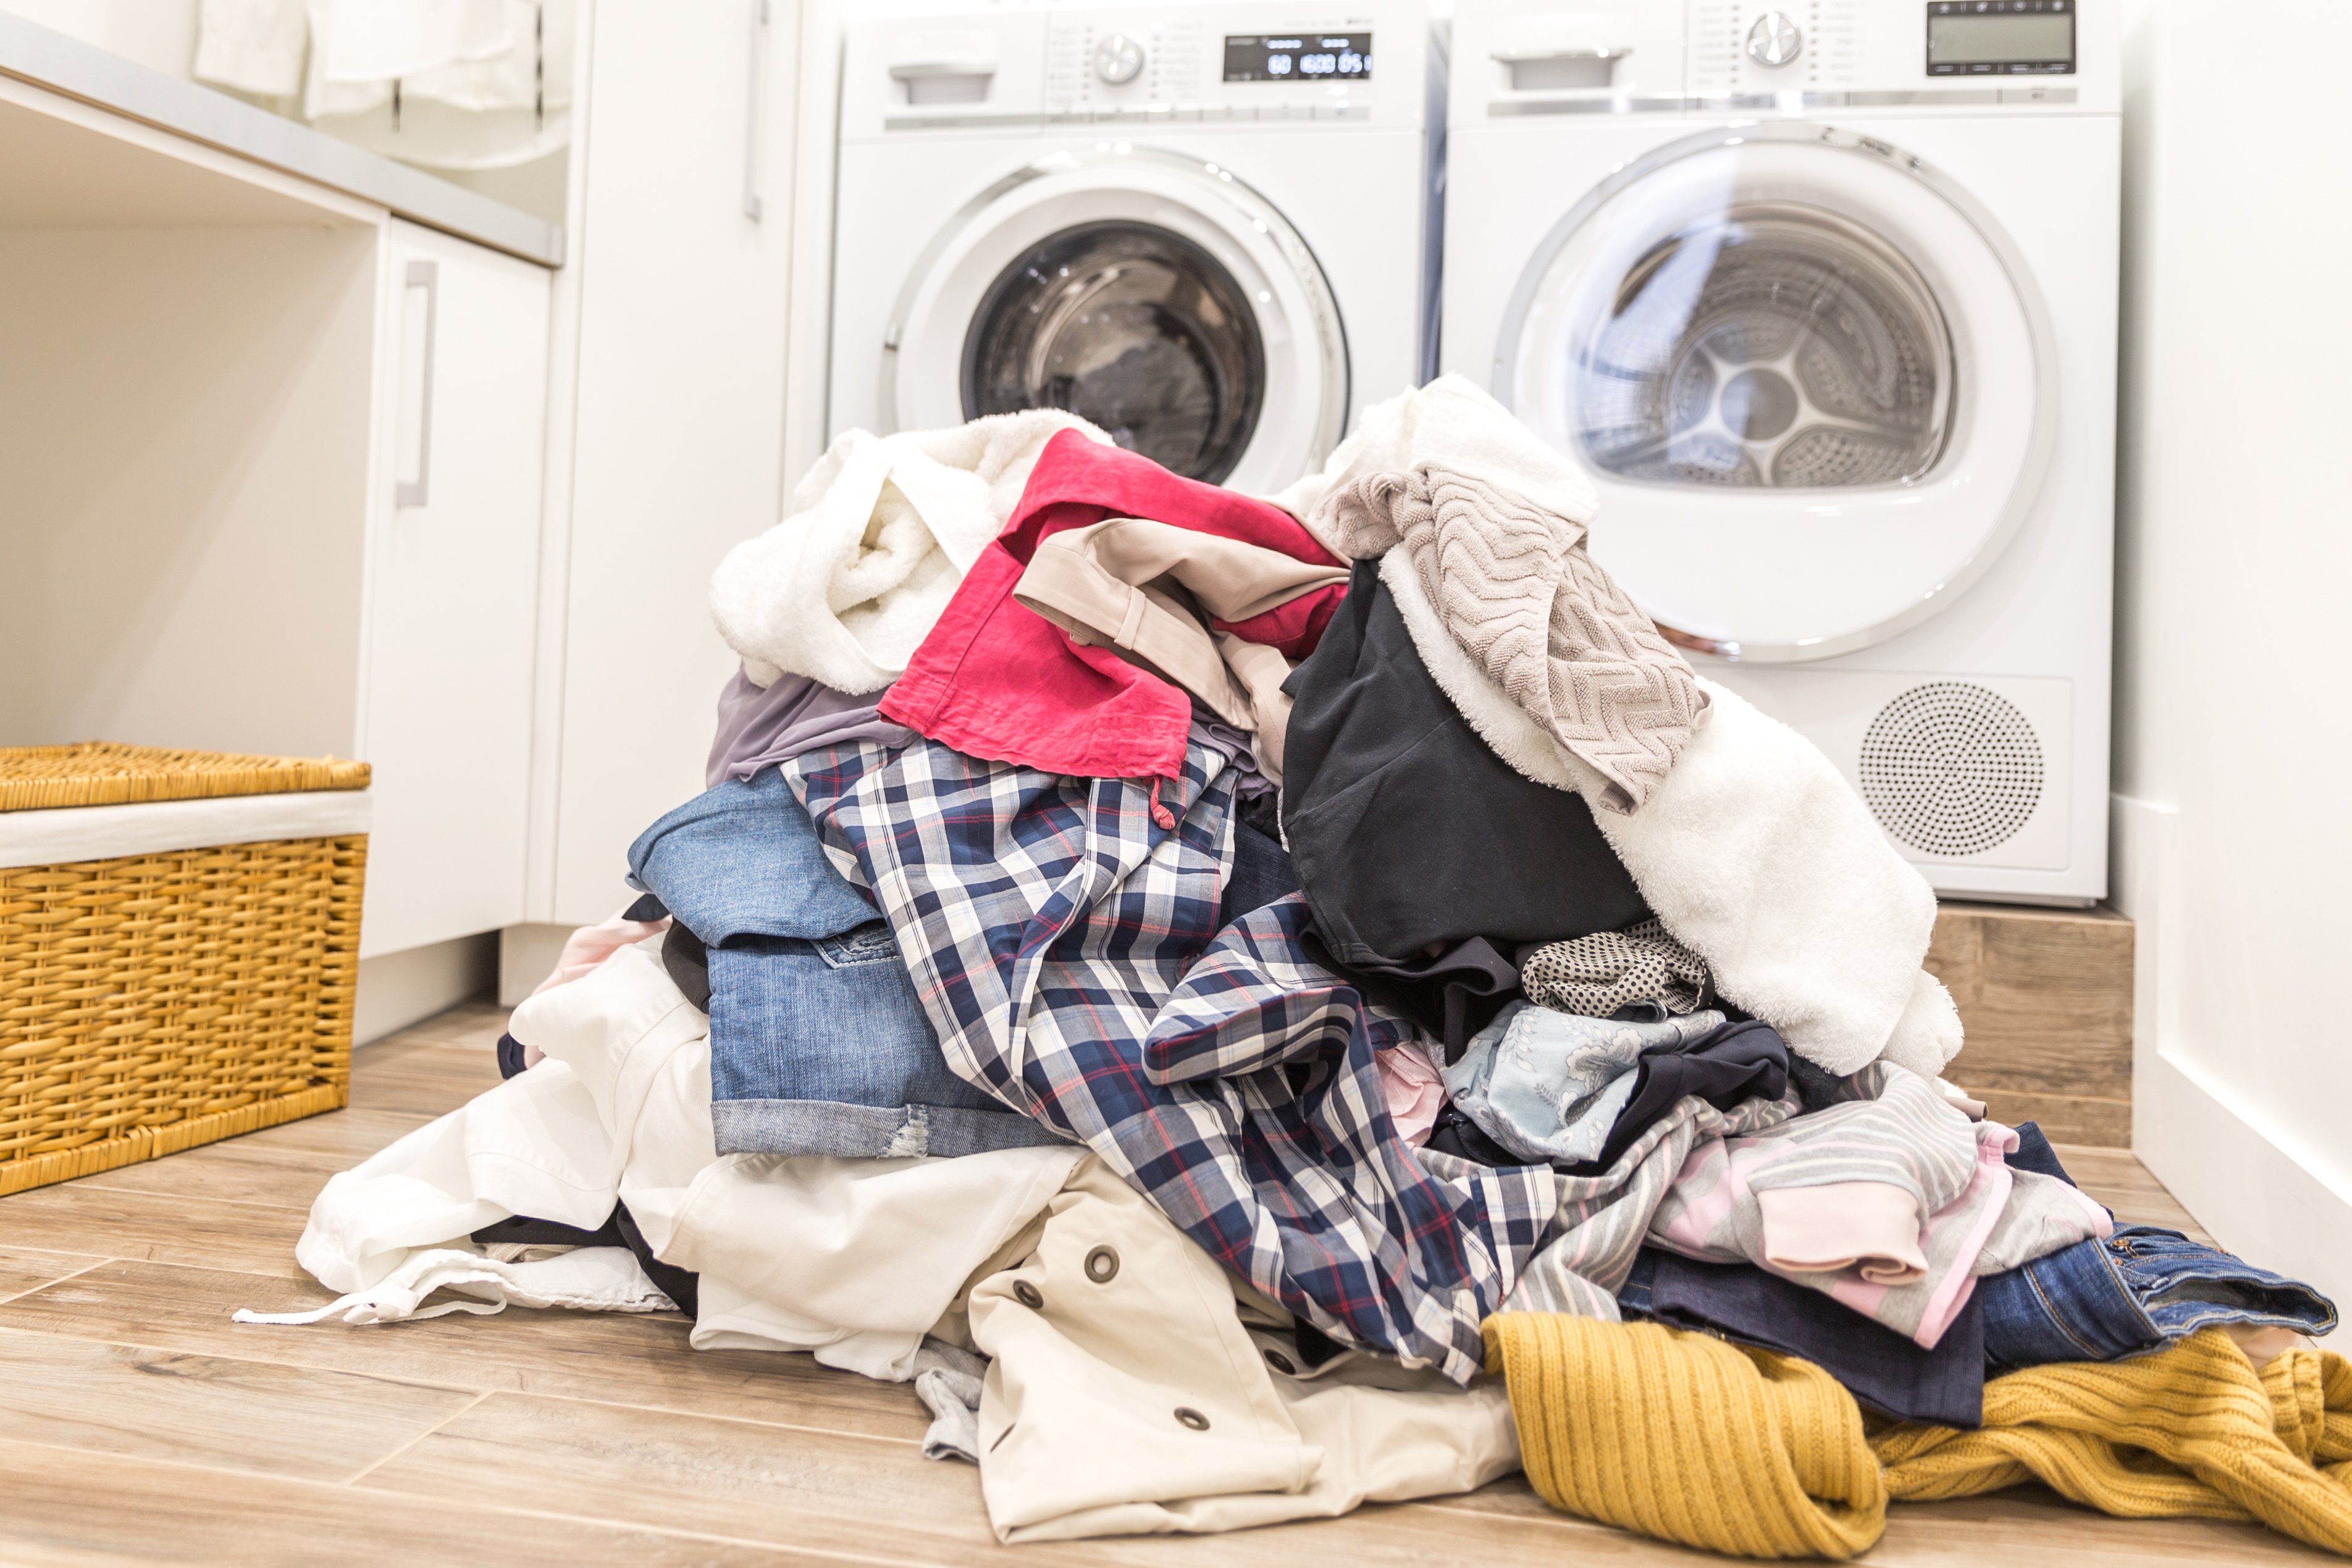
[
  {"x1": 1262, "y1": 1348, "x2": 1296, "y2": 1375},
  {"x1": 1084, "y1": 1245, "x2": 1120, "y2": 1283},
  {"x1": 1013, "y1": 1281, "x2": 1044, "y2": 1309},
  {"x1": 1174, "y1": 1407, "x2": 1210, "y2": 1431}
]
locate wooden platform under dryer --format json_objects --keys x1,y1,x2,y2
[{"x1": 1927, "y1": 902, "x2": 2136, "y2": 1147}]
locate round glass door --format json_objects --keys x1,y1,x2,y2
[
  {"x1": 1577, "y1": 204, "x2": 1953, "y2": 490},
  {"x1": 1500, "y1": 122, "x2": 2055, "y2": 663},
  {"x1": 884, "y1": 147, "x2": 1348, "y2": 495},
  {"x1": 962, "y1": 220, "x2": 1266, "y2": 484}
]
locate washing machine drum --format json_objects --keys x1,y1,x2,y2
[
  {"x1": 888, "y1": 148, "x2": 1350, "y2": 491},
  {"x1": 963, "y1": 221, "x2": 1266, "y2": 484},
  {"x1": 1503, "y1": 122, "x2": 2057, "y2": 662}
]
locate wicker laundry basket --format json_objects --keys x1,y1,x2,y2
[{"x1": 0, "y1": 743, "x2": 372, "y2": 1197}]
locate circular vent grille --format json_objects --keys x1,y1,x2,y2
[{"x1": 1859, "y1": 682, "x2": 2043, "y2": 856}]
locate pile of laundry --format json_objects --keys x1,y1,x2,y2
[{"x1": 246, "y1": 379, "x2": 2350, "y2": 1557}]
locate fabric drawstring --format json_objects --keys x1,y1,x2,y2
[{"x1": 1148, "y1": 778, "x2": 1176, "y2": 831}]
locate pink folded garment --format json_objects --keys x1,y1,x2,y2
[
  {"x1": 1375, "y1": 1039, "x2": 1447, "y2": 1148},
  {"x1": 1755, "y1": 1182, "x2": 1929, "y2": 1285}
]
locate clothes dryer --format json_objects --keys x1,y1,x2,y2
[
  {"x1": 832, "y1": 2, "x2": 1444, "y2": 492},
  {"x1": 1445, "y1": 0, "x2": 2117, "y2": 903}
]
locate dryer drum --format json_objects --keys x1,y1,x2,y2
[
  {"x1": 1575, "y1": 203, "x2": 1954, "y2": 490},
  {"x1": 961, "y1": 219, "x2": 1267, "y2": 484}
]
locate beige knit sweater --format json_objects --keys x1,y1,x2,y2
[{"x1": 1313, "y1": 462, "x2": 1705, "y2": 813}]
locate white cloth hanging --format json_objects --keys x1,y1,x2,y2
[
  {"x1": 192, "y1": 0, "x2": 309, "y2": 98},
  {"x1": 298, "y1": 0, "x2": 574, "y2": 169},
  {"x1": 315, "y1": 0, "x2": 513, "y2": 84}
]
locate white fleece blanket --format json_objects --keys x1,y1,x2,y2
[
  {"x1": 712, "y1": 411, "x2": 1112, "y2": 694},
  {"x1": 1287, "y1": 388, "x2": 1960, "y2": 1078}
]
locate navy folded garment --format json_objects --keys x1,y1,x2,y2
[
  {"x1": 1621, "y1": 1247, "x2": 1986, "y2": 1428},
  {"x1": 1220, "y1": 819, "x2": 1303, "y2": 929},
  {"x1": 1581, "y1": 1017, "x2": 1789, "y2": 1173},
  {"x1": 2002, "y1": 1119, "x2": 2075, "y2": 1185}
]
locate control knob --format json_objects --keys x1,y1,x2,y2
[
  {"x1": 1746, "y1": 10, "x2": 1804, "y2": 67},
  {"x1": 1093, "y1": 33, "x2": 1146, "y2": 85}
]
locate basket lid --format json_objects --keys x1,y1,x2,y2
[{"x1": 0, "y1": 743, "x2": 371, "y2": 813}]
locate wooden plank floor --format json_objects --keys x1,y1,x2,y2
[{"x1": 0, "y1": 1001, "x2": 2320, "y2": 1566}]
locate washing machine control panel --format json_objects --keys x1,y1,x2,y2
[
  {"x1": 841, "y1": 3, "x2": 1429, "y2": 136},
  {"x1": 1220, "y1": 32, "x2": 1374, "y2": 83}
]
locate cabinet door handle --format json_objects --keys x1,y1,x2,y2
[
  {"x1": 743, "y1": 0, "x2": 770, "y2": 221},
  {"x1": 395, "y1": 259, "x2": 439, "y2": 508}
]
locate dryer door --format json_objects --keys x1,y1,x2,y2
[
  {"x1": 886, "y1": 147, "x2": 1349, "y2": 489},
  {"x1": 1498, "y1": 122, "x2": 2057, "y2": 662}
]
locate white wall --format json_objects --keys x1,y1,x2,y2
[
  {"x1": 2115, "y1": 0, "x2": 2352, "y2": 1318},
  {"x1": 0, "y1": 225, "x2": 375, "y2": 758},
  {"x1": 0, "y1": 1, "x2": 196, "y2": 78}
]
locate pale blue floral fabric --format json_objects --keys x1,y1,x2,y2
[{"x1": 1444, "y1": 1002, "x2": 1728, "y2": 1165}]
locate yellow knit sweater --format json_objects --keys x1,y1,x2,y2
[
  {"x1": 1876, "y1": 1326, "x2": 2352, "y2": 1555},
  {"x1": 1484, "y1": 1314, "x2": 1889, "y2": 1559},
  {"x1": 1486, "y1": 1317, "x2": 2352, "y2": 1560}
]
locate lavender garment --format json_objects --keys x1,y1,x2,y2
[
  {"x1": 1196, "y1": 720, "x2": 1273, "y2": 800},
  {"x1": 707, "y1": 667, "x2": 917, "y2": 788}
]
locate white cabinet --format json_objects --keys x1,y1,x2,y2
[
  {"x1": 534, "y1": 0, "x2": 804, "y2": 924},
  {"x1": 357, "y1": 219, "x2": 552, "y2": 957}
]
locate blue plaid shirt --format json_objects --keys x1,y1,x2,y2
[{"x1": 786, "y1": 730, "x2": 1560, "y2": 1383}]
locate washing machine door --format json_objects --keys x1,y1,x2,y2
[
  {"x1": 1498, "y1": 122, "x2": 2057, "y2": 662},
  {"x1": 886, "y1": 146, "x2": 1349, "y2": 490}
]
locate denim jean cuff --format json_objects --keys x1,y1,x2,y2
[
  {"x1": 711, "y1": 1099, "x2": 1072, "y2": 1160},
  {"x1": 1981, "y1": 1223, "x2": 2339, "y2": 1373}
]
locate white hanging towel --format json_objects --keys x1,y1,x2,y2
[
  {"x1": 192, "y1": 0, "x2": 309, "y2": 98},
  {"x1": 316, "y1": 0, "x2": 513, "y2": 83}
]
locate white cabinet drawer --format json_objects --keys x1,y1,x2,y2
[{"x1": 359, "y1": 218, "x2": 550, "y2": 957}]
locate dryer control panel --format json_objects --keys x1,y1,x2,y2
[
  {"x1": 1451, "y1": 0, "x2": 2115, "y2": 120},
  {"x1": 842, "y1": 2, "x2": 1434, "y2": 140}
]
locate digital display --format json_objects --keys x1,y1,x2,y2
[
  {"x1": 1222, "y1": 33, "x2": 1372, "y2": 83},
  {"x1": 1927, "y1": 0, "x2": 2075, "y2": 74}
]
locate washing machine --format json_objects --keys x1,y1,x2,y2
[
  {"x1": 831, "y1": 1, "x2": 1444, "y2": 491},
  {"x1": 1444, "y1": 0, "x2": 2117, "y2": 905}
]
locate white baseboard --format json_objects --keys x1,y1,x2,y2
[
  {"x1": 351, "y1": 933, "x2": 498, "y2": 1046},
  {"x1": 498, "y1": 922, "x2": 577, "y2": 1007},
  {"x1": 2112, "y1": 794, "x2": 2352, "y2": 1331}
]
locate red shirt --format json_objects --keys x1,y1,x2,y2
[{"x1": 880, "y1": 430, "x2": 1345, "y2": 782}]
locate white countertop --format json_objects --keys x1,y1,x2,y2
[{"x1": 0, "y1": 10, "x2": 563, "y2": 267}]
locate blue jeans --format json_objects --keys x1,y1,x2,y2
[
  {"x1": 629, "y1": 773, "x2": 1065, "y2": 1160},
  {"x1": 1980, "y1": 1223, "x2": 2339, "y2": 1372},
  {"x1": 628, "y1": 769, "x2": 875, "y2": 946}
]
